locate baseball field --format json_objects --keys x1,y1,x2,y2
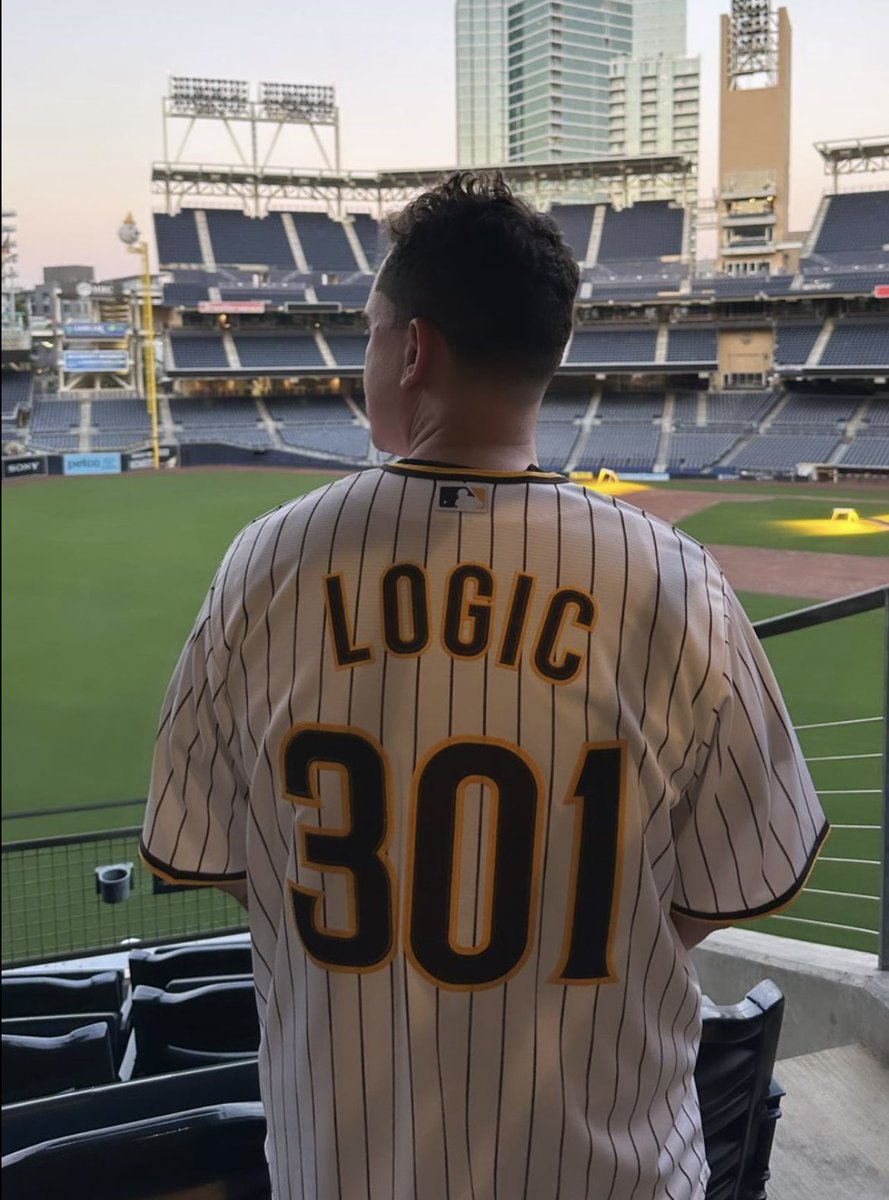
[{"x1": 3, "y1": 469, "x2": 887, "y2": 958}]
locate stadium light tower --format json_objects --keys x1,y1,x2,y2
[{"x1": 118, "y1": 215, "x2": 160, "y2": 469}]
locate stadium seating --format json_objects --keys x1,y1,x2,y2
[
  {"x1": 128, "y1": 943, "x2": 252, "y2": 990},
  {"x1": 29, "y1": 399, "x2": 80, "y2": 432},
  {"x1": 550, "y1": 204, "x2": 595, "y2": 262},
  {"x1": 1, "y1": 1060, "x2": 261, "y2": 1158},
  {"x1": 292, "y1": 212, "x2": 359, "y2": 272},
  {"x1": 153, "y1": 213, "x2": 203, "y2": 266},
  {"x1": 836, "y1": 436, "x2": 889, "y2": 467},
  {"x1": 91, "y1": 398, "x2": 150, "y2": 432},
  {"x1": 265, "y1": 394, "x2": 355, "y2": 423},
  {"x1": 2, "y1": 1023, "x2": 117, "y2": 1105},
  {"x1": 707, "y1": 391, "x2": 780, "y2": 428},
  {"x1": 279, "y1": 423, "x2": 371, "y2": 459},
  {"x1": 534, "y1": 424, "x2": 581, "y2": 470},
  {"x1": 218, "y1": 285, "x2": 307, "y2": 305},
  {"x1": 770, "y1": 394, "x2": 860, "y2": 427},
  {"x1": 811, "y1": 190, "x2": 889, "y2": 262},
  {"x1": 567, "y1": 328, "x2": 658, "y2": 365},
  {"x1": 539, "y1": 392, "x2": 589, "y2": 421},
  {"x1": 314, "y1": 283, "x2": 372, "y2": 307},
  {"x1": 725, "y1": 433, "x2": 840, "y2": 472},
  {"x1": 205, "y1": 210, "x2": 295, "y2": 269},
  {"x1": 597, "y1": 201, "x2": 684, "y2": 266},
  {"x1": 1, "y1": 372, "x2": 33, "y2": 419},
  {"x1": 1, "y1": 970, "x2": 125, "y2": 1017},
  {"x1": 672, "y1": 392, "x2": 701, "y2": 425},
  {"x1": 162, "y1": 281, "x2": 210, "y2": 307},
  {"x1": 667, "y1": 432, "x2": 743, "y2": 471},
  {"x1": 1, "y1": 1102, "x2": 269, "y2": 1200},
  {"x1": 324, "y1": 333, "x2": 369, "y2": 367},
  {"x1": 131, "y1": 982, "x2": 260, "y2": 1077},
  {"x1": 26, "y1": 434, "x2": 81, "y2": 451},
  {"x1": 176, "y1": 427, "x2": 273, "y2": 448},
  {"x1": 696, "y1": 980, "x2": 785, "y2": 1200},
  {"x1": 349, "y1": 212, "x2": 382, "y2": 267},
  {"x1": 575, "y1": 425, "x2": 660, "y2": 471},
  {"x1": 820, "y1": 321, "x2": 889, "y2": 367},
  {"x1": 597, "y1": 392, "x2": 664, "y2": 422},
  {"x1": 862, "y1": 398, "x2": 889, "y2": 427},
  {"x1": 797, "y1": 269, "x2": 889, "y2": 294},
  {"x1": 168, "y1": 334, "x2": 229, "y2": 371},
  {"x1": 773, "y1": 323, "x2": 822, "y2": 366},
  {"x1": 169, "y1": 396, "x2": 260, "y2": 428},
  {"x1": 666, "y1": 327, "x2": 718, "y2": 363},
  {"x1": 233, "y1": 333, "x2": 326, "y2": 370}
]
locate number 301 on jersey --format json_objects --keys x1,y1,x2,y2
[{"x1": 280, "y1": 725, "x2": 626, "y2": 991}]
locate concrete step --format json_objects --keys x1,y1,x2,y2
[{"x1": 768, "y1": 1043, "x2": 889, "y2": 1200}]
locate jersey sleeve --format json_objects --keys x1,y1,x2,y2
[
  {"x1": 671, "y1": 582, "x2": 829, "y2": 922},
  {"x1": 140, "y1": 579, "x2": 248, "y2": 885}
]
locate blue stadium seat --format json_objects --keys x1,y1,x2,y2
[
  {"x1": 349, "y1": 212, "x2": 383, "y2": 267},
  {"x1": 265, "y1": 394, "x2": 355, "y2": 423},
  {"x1": 696, "y1": 980, "x2": 785, "y2": 1200},
  {"x1": 773, "y1": 323, "x2": 822, "y2": 367},
  {"x1": 567, "y1": 329, "x2": 658, "y2": 365},
  {"x1": 1, "y1": 971, "x2": 125, "y2": 1018},
  {"x1": 597, "y1": 201, "x2": 684, "y2": 264},
  {"x1": 292, "y1": 212, "x2": 359, "y2": 272},
  {"x1": 575, "y1": 424, "x2": 660, "y2": 472},
  {"x1": 233, "y1": 334, "x2": 325, "y2": 370},
  {"x1": 153, "y1": 213, "x2": 203, "y2": 267},
  {"x1": 812, "y1": 191, "x2": 889, "y2": 261},
  {"x1": 666, "y1": 327, "x2": 718, "y2": 364},
  {"x1": 279, "y1": 423, "x2": 370, "y2": 460},
  {"x1": 204, "y1": 210, "x2": 296, "y2": 269},
  {"x1": 820, "y1": 321, "x2": 889, "y2": 368},
  {"x1": 726, "y1": 433, "x2": 840, "y2": 472},
  {"x1": 324, "y1": 333, "x2": 368, "y2": 367},
  {"x1": 550, "y1": 204, "x2": 595, "y2": 262},
  {"x1": 597, "y1": 392, "x2": 664, "y2": 422},
  {"x1": 129, "y1": 943, "x2": 252, "y2": 990},
  {"x1": 1, "y1": 1061, "x2": 260, "y2": 1157},
  {"x1": 131, "y1": 982, "x2": 259, "y2": 1077},
  {"x1": 168, "y1": 334, "x2": 229, "y2": 371},
  {"x1": 2, "y1": 1023, "x2": 117, "y2": 1104},
  {"x1": 1, "y1": 1103, "x2": 269, "y2": 1200},
  {"x1": 837, "y1": 436, "x2": 889, "y2": 468},
  {"x1": 668, "y1": 432, "x2": 742, "y2": 471}
]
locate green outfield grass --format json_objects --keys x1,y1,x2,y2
[
  {"x1": 2, "y1": 471, "x2": 885, "y2": 958},
  {"x1": 677, "y1": 497, "x2": 889, "y2": 555}
]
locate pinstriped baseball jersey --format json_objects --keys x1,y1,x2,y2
[{"x1": 142, "y1": 460, "x2": 827, "y2": 1200}]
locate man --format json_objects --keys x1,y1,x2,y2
[{"x1": 141, "y1": 174, "x2": 827, "y2": 1200}]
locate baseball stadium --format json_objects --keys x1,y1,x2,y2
[{"x1": 2, "y1": 1, "x2": 888, "y2": 1196}]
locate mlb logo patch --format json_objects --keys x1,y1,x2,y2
[{"x1": 437, "y1": 483, "x2": 489, "y2": 513}]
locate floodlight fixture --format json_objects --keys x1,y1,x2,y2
[
  {"x1": 259, "y1": 82, "x2": 337, "y2": 124},
  {"x1": 169, "y1": 76, "x2": 250, "y2": 118}
]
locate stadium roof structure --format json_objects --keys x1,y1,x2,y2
[
  {"x1": 815, "y1": 137, "x2": 889, "y2": 187},
  {"x1": 151, "y1": 154, "x2": 694, "y2": 216}
]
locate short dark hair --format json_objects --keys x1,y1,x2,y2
[{"x1": 376, "y1": 172, "x2": 579, "y2": 381}]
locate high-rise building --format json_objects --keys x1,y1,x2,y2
[
  {"x1": 506, "y1": 1, "x2": 633, "y2": 163},
  {"x1": 456, "y1": 1, "x2": 634, "y2": 166},
  {"x1": 456, "y1": 0, "x2": 508, "y2": 166},
  {"x1": 608, "y1": 53, "x2": 699, "y2": 199},
  {"x1": 631, "y1": 0, "x2": 686, "y2": 58}
]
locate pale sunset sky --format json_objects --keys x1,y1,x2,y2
[{"x1": 2, "y1": 0, "x2": 886, "y2": 284}]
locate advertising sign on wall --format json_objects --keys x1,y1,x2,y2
[
  {"x1": 125, "y1": 445, "x2": 178, "y2": 471},
  {"x1": 63, "y1": 322, "x2": 129, "y2": 339},
  {"x1": 63, "y1": 350, "x2": 130, "y2": 373},
  {"x1": 3, "y1": 456, "x2": 48, "y2": 479},
  {"x1": 197, "y1": 300, "x2": 266, "y2": 314},
  {"x1": 63, "y1": 452, "x2": 122, "y2": 477}
]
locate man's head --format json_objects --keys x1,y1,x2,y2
[{"x1": 363, "y1": 172, "x2": 579, "y2": 454}]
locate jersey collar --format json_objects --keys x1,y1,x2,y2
[{"x1": 383, "y1": 457, "x2": 566, "y2": 483}]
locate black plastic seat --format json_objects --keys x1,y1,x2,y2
[
  {"x1": 1, "y1": 971, "x2": 124, "y2": 1018},
  {"x1": 131, "y1": 981, "x2": 259, "y2": 1077},
  {"x1": 2, "y1": 1013, "x2": 125, "y2": 1067},
  {"x1": 165, "y1": 972, "x2": 253, "y2": 993},
  {"x1": 1, "y1": 1060, "x2": 260, "y2": 1157},
  {"x1": 128, "y1": 942, "x2": 252, "y2": 989},
  {"x1": 1, "y1": 1102, "x2": 270, "y2": 1200},
  {"x1": 1, "y1": 1023, "x2": 117, "y2": 1104},
  {"x1": 697, "y1": 979, "x2": 785, "y2": 1200}
]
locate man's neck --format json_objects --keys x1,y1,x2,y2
[{"x1": 405, "y1": 435, "x2": 538, "y2": 473}]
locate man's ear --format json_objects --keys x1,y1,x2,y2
[{"x1": 401, "y1": 317, "x2": 434, "y2": 389}]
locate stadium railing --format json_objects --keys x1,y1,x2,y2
[{"x1": 2, "y1": 586, "x2": 887, "y2": 971}]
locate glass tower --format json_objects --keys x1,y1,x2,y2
[
  {"x1": 631, "y1": 0, "x2": 686, "y2": 58},
  {"x1": 456, "y1": 1, "x2": 508, "y2": 166}
]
